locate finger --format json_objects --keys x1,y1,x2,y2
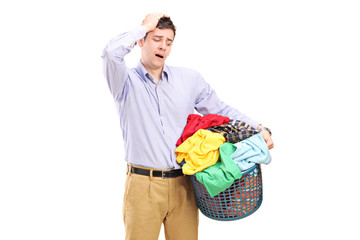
[
  {"x1": 152, "y1": 12, "x2": 165, "y2": 18},
  {"x1": 268, "y1": 141, "x2": 274, "y2": 150}
]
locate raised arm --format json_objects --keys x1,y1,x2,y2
[
  {"x1": 102, "y1": 13, "x2": 168, "y2": 99},
  {"x1": 102, "y1": 27, "x2": 145, "y2": 99}
]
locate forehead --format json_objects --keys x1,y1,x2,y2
[{"x1": 148, "y1": 28, "x2": 174, "y2": 41}]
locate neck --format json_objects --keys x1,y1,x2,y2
[
  {"x1": 147, "y1": 67, "x2": 163, "y2": 83},
  {"x1": 141, "y1": 60, "x2": 163, "y2": 83}
]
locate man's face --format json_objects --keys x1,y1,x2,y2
[{"x1": 139, "y1": 28, "x2": 174, "y2": 70}]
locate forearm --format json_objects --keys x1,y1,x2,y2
[
  {"x1": 102, "y1": 26, "x2": 146, "y2": 60},
  {"x1": 221, "y1": 105, "x2": 274, "y2": 149},
  {"x1": 102, "y1": 26, "x2": 146, "y2": 99},
  {"x1": 216, "y1": 105, "x2": 260, "y2": 129}
]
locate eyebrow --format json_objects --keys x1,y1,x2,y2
[{"x1": 153, "y1": 35, "x2": 174, "y2": 42}]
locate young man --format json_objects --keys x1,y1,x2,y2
[{"x1": 102, "y1": 13, "x2": 274, "y2": 240}]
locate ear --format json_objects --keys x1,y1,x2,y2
[{"x1": 138, "y1": 38, "x2": 144, "y2": 48}]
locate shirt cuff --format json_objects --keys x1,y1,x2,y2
[{"x1": 131, "y1": 25, "x2": 147, "y2": 42}]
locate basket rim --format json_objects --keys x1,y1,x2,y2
[{"x1": 239, "y1": 163, "x2": 259, "y2": 177}]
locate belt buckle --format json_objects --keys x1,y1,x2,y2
[{"x1": 162, "y1": 170, "x2": 171, "y2": 179}]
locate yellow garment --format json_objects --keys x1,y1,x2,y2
[{"x1": 175, "y1": 129, "x2": 226, "y2": 175}]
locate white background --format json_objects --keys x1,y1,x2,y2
[{"x1": 1, "y1": 0, "x2": 359, "y2": 239}]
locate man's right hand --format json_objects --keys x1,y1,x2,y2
[{"x1": 141, "y1": 13, "x2": 168, "y2": 33}]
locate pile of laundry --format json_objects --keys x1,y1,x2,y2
[{"x1": 175, "y1": 114, "x2": 271, "y2": 198}]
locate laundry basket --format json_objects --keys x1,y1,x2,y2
[{"x1": 190, "y1": 164, "x2": 263, "y2": 221}]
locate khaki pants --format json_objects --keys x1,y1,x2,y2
[{"x1": 123, "y1": 165, "x2": 199, "y2": 240}]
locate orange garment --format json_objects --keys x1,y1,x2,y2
[{"x1": 175, "y1": 129, "x2": 225, "y2": 175}]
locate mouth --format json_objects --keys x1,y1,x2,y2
[{"x1": 155, "y1": 54, "x2": 164, "y2": 59}]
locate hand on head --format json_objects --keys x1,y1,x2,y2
[{"x1": 141, "y1": 13, "x2": 169, "y2": 33}]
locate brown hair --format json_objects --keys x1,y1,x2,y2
[{"x1": 144, "y1": 16, "x2": 176, "y2": 40}]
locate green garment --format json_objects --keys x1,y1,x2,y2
[{"x1": 196, "y1": 142, "x2": 242, "y2": 197}]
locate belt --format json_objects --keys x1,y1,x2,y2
[{"x1": 128, "y1": 165, "x2": 184, "y2": 178}]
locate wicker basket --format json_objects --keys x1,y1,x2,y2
[{"x1": 190, "y1": 164, "x2": 263, "y2": 221}]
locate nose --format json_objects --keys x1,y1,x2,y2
[{"x1": 158, "y1": 40, "x2": 167, "y2": 51}]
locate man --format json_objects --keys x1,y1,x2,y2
[{"x1": 102, "y1": 13, "x2": 274, "y2": 240}]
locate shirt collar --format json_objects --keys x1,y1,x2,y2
[{"x1": 136, "y1": 60, "x2": 169, "y2": 83}]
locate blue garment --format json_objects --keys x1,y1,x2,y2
[
  {"x1": 231, "y1": 134, "x2": 271, "y2": 171},
  {"x1": 102, "y1": 26, "x2": 259, "y2": 169}
]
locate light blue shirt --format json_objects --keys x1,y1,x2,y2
[
  {"x1": 231, "y1": 134, "x2": 271, "y2": 171},
  {"x1": 102, "y1": 26, "x2": 259, "y2": 169}
]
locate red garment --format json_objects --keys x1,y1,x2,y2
[{"x1": 176, "y1": 114, "x2": 230, "y2": 146}]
